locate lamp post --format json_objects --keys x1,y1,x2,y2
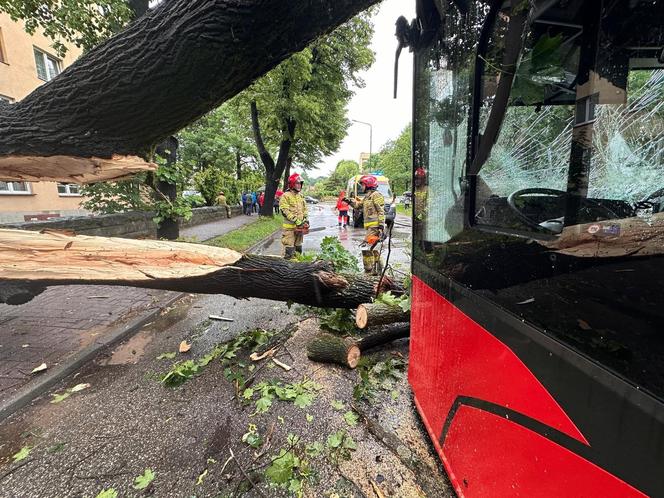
[{"x1": 351, "y1": 119, "x2": 373, "y2": 170}]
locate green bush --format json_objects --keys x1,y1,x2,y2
[{"x1": 186, "y1": 194, "x2": 207, "y2": 208}]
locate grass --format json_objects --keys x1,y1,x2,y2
[
  {"x1": 205, "y1": 216, "x2": 282, "y2": 252},
  {"x1": 395, "y1": 204, "x2": 412, "y2": 216}
]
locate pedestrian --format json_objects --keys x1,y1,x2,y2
[
  {"x1": 345, "y1": 175, "x2": 385, "y2": 274},
  {"x1": 258, "y1": 191, "x2": 265, "y2": 211},
  {"x1": 280, "y1": 173, "x2": 308, "y2": 260},
  {"x1": 274, "y1": 188, "x2": 283, "y2": 214},
  {"x1": 251, "y1": 191, "x2": 258, "y2": 213},
  {"x1": 336, "y1": 191, "x2": 350, "y2": 228},
  {"x1": 242, "y1": 192, "x2": 251, "y2": 216},
  {"x1": 216, "y1": 190, "x2": 231, "y2": 218}
]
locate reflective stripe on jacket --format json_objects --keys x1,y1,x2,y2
[
  {"x1": 352, "y1": 190, "x2": 385, "y2": 228},
  {"x1": 280, "y1": 190, "x2": 307, "y2": 229}
]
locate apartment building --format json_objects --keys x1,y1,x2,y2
[{"x1": 0, "y1": 12, "x2": 88, "y2": 222}]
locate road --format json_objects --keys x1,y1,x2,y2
[{"x1": 256, "y1": 201, "x2": 412, "y2": 272}]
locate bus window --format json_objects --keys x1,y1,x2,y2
[
  {"x1": 412, "y1": 1, "x2": 489, "y2": 245},
  {"x1": 414, "y1": 0, "x2": 664, "y2": 400}
]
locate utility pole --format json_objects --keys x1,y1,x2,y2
[{"x1": 352, "y1": 119, "x2": 373, "y2": 170}]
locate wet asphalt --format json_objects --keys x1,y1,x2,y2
[
  {"x1": 0, "y1": 207, "x2": 452, "y2": 498},
  {"x1": 256, "y1": 202, "x2": 411, "y2": 273}
]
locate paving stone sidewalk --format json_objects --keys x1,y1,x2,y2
[
  {"x1": 0, "y1": 214, "x2": 259, "y2": 405},
  {"x1": 0, "y1": 286, "x2": 178, "y2": 401}
]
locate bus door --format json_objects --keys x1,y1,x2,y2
[{"x1": 410, "y1": 0, "x2": 664, "y2": 496}]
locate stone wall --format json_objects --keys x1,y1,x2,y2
[{"x1": 0, "y1": 206, "x2": 243, "y2": 239}]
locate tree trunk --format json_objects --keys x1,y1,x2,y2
[
  {"x1": 236, "y1": 151, "x2": 242, "y2": 180},
  {"x1": 283, "y1": 157, "x2": 292, "y2": 191},
  {"x1": 306, "y1": 333, "x2": 360, "y2": 368},
  {"x1": 0, "y1": 229, "x2": 401, "y2": 308},
  {"x1": 357, "y1": 323, "x2": 410, "y2": 351},
  {"x1": 0, "y1": 0, "x2": 380, "y2": 181},
  {"x1": 355, "y1": 302, "x2": 410, "y2": 329},
  {"x1": 155, "y1": 136, "x2": 180, "y2": 240}
]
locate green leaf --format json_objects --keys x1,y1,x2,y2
[
  {"x1": 305, "y1": 413, "x2": 314, "y2": 423},
  {"x1": 157, "y1": 352, "x2": 176, "y2": 360},
  {"x1": 331, "y1": 400, "x2": 345, "y2": 411},
  {"x1": 294, "y1": 393, "x2": 313, "y2": 409},
  {"x1": 343, "y1": 435, "x2": 357, "y2": 450},
  {"x1": 326, "y1": 431, "x2": 343, "y2": 449},
  {"x1": 305, "y1": 441, "x2": 323, "y2": 457},
  {"x1": 242, "y1": 388, "x2": 254, "y2": 399},
  {"x1": 255, "y1": 397, "x2": 272, "y2": 414},
  {"x1": 265, "y1": 451, "x2": 295, "y2": 485},
  {"x1": 133, "y1": 468, "x2": 155, "y2": 490},
  {"x1": 343, "y1": 411, "x2": 359, "y2": 427},
  {"x1": 12, "y1": 446, "x2": 31, "y2": 462},
  {"x1": 391, "y1": 389, "x2": 400, "y2": 400},
  {"x1": 95, "y1": 490, "x2": 118, "y2": 498}
]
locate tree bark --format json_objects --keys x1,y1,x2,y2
[
  {"x1": 306, "y1": 333, "x2": 360, "y2": 368},
  {"x1": 0, "y1": 0, "x2": 380, "y2": 180},
  {"x1": 0, "y1": 229, "x2": 400, "y2": 308},
  {"x1": 355, "y1": 302, "x2": 410, "y2": 329},
  {"x1": 252, "y1": 101, "x2": 296, "y2": 217},
  {"x1": 357, "y1": 323, "x2": 410, "y2": 352}
]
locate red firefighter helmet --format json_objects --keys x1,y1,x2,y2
[
  {"x1": 288, "y1": 173, "x2": 304, "y2": 191},
  {"x1": 359, "y1": 175, "x2": 378, "y2": 189}
]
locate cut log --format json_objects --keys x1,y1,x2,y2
[
  {"x1": 357, "y1": 323, "x2": 410, "y2": 352},
  {"x1": 356, "y1": 302, "x2": 410, "y2": 330},
  {"x1": 306, "y1": 333, "x2": 361, "y2": 369},
  {"x1": 0, "y1": 0, "x2": 380, "y2": 180},
  {"x1": 0, "y1": 229, "x2": 399, "y2": 308}
]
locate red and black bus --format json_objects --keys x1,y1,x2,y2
[{"x1": 408, "y1": 0, "x2": 664, "y2": 496}]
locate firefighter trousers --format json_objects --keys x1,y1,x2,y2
[{"x1": 282, "y1": 229, "x2": 303, "y2": 260}]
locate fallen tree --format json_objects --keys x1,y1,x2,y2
[
  {"x1": 0, "y1": 0, "x2": 380, "y2": 182},
  {"x1": 0, "y1": 229, "x2": 399, "y2": 307}
]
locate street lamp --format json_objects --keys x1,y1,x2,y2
[{"x1": 351, "y1": 119, "x2": 373, "y2": 170}]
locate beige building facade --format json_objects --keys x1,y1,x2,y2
[{"x1": 0, "y1": 12, "x2": 89, "y2": 222}]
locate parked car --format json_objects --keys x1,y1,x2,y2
[{"x1": 305, "y1": 196, "x2": 319, "y2": 204}]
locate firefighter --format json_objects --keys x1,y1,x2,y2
[
  {"x1": 346, "y1": 175, "x2": 385, "y2": 274},
  {"x1": 280, "y1": 173, "x2": 309, "y2": 259}
]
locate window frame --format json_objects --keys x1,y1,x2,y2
[
  {"x1": 0, "y1": 181, "x2": 32, "y2": 195},
  {"x1": 33, "y1": 47, "x2": 61, "y2": 81},
  {"x1": 57, "y1": 183, "x2": 82, "y2": 197}
]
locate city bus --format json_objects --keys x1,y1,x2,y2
[{"x1": 408, "y1": 0, "x2": 664, "y2": 496}]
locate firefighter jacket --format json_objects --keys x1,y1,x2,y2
[
  {"x1": 280, "y1": 190, "x2": 308, "y2": 229},
  {"x1": 351, "y1": 190, "x2": 385, "y2": 229}
]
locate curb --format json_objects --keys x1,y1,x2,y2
[
  {"x1": 245, "y1": 226, "x2": 282, "y2": 254},
  {"x1": 0, "y1": 292, "x2": 184, "y2": 422}
]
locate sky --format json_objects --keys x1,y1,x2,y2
[{"x1": 315, "y1": 0, "x2": 416, "y2": 176}]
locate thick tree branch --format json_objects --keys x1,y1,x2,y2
[
  {"x1": 0, "y1": 229, "x2": 401, "y2": 308},
  {"x1": 250, "y1": 101, "x2": 275, "y2": 173},
  {"x1": 0, "y1": 0, "x2": 381, "y2": 181}
]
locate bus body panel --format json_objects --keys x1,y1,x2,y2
[{"x1": 410, "y1": 276, "x2": 658, "y2": 497}]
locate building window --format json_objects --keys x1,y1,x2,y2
[
  {"x1": 0, "y1": 28, "x2": 7, "y2": 64},
  {"x1": 0, "y1": 181, "x2": 31, "y2": 194},
  {"x1": 33, "y1": 48, "x2": 60, "y2": 81},
  {"x1": 57, "y1": 183, "x2": 81, "y2": 196}
]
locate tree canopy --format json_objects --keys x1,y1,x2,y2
[{"x1": 372, "y1": 125, "x2": 412, "y2": 194}]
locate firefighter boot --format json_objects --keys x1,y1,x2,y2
[
  {"x1": 284, "y1": 247, "x2": 296, "y2": 260},
  {"x1": 295, "y1": 246, "x2": 303, "y2": 255},
  {"x1": 362, "y1": 250, "x2": 375, "y2": 273},
  {"x1": 372, "y1": 250, "x2": 383, "y2": 275}
]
